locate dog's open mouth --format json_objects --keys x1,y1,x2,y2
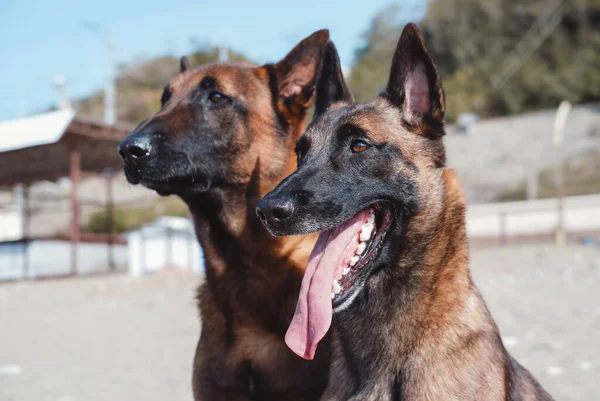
[
  {"x1": 331, "y1": 203, "x2": 393, "y2": 309},
  {"x1": 285, "y1": 202, "x2": 393, "y2": 360}
]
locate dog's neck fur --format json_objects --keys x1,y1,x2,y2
[
  {"x1": 183, "y1": 123, "x2": 315, "y2": 334},
  {"x1": 327, "y1": 169, "x2": 505, "y2": 400}
]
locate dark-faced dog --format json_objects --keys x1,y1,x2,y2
[
  {"x1": 257, "y1": 24, "x2": 554, "y2": 401},
  {"x1": 118, "y1": 31, "x2": 331, "y2": 401}
]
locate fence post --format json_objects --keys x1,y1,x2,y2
[
  {"x1": 166, "y1": 226, "x2": 173, "y2": 269},
  {"x1": 103, "y1": 168, "x2": 116, "y2": 271},
  {"x1": 553, "y1": 100, "x2": 571, "y2": 246},
  {"x1": 499, "y1": 212, "x2": 508, "y2": 246},
  {"x1": 69, "y1": 146, "x2": 81, "y2": 275}
]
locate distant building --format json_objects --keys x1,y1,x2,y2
[
  {"x1": 0, "y1": 109, "x2": 132, "y2": 278},
  {"x1": 456, "y1": 112, "x2": 480, "y2": 135},
  {"x1": 126, "y1": 217, "x2": 204, "y2": 276},
  {"x1": 0, "y1": 206, "x2": 20, "y2": 241}
]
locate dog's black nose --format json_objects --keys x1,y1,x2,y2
[
  {"x1": 256, "y1": 197, "x2": 295, "y2": 225},
  {"x1": 118, "y1": 135, "x2": 152, "y2": 165}
]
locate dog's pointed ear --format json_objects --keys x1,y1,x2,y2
[
  {"x1": 270, "y1": 29, "x2": 330, "y2": 122},
  {"x1": 180, "y1": 56, "x2": 191, "y2": 73},
  {"x1": 314, "y1": 41, "x2": 354, "y2": 119},
  {"x1": 384, "y1": 23, "x2": 445, "y2": 126}
]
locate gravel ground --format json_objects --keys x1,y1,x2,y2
[{"x1": 1, "y1": 245, "x2": 599, "y2": 401}]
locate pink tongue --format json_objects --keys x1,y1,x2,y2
[{"x1": 285, "y1": 210, "x2": 368, "y2": 359}]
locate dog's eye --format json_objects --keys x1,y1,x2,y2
[
  {"x1": 208, "y1": 91, "x2": 226, "y2": 104},
  {"x1": 350, "y1": 140, "x2": 370, "y2": 153}
]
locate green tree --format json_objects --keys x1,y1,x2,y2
[
  {"x1": 84, "y1": 199, "x2": 190, "y2": 234},
  {"x1": 349, "y1": 0, "x2": 600, "y2": 121},
  {"x1": 348, "y1": 3, "x2": 424, "y2": 103}
]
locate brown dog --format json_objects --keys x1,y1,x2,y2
[
  {"x1": 257, "y1": 24, "x2": 554, "y2": 400},
  {"x1": 118, "y1": 31, "x2": 331, "y2": 400}
]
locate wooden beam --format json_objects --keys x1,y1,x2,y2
[
  {"x1": 67, "y1": 120, "x2": 131, "y2": 143},
  {"x1": 0, "y1": 122, "x2": 129, "y2": 187},
  {"x1": 0, "y1": 172, "x2": 67, "y2": 188},
  {"x1": 105, "y1": 169, "x2": 116, "y2": 271},
  {"x1": 70, "y1": 147, "x2": 81, "y2": 276}
]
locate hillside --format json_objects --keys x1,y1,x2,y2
[{"x1": 445, "y1": 103, "x2": 600, "y2": 203}]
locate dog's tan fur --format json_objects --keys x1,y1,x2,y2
[
  {"x1": 258, "y1": 24, "x2": 554, "y2": 401},
  {"x1": 323, "y1": 168, "x2": 549, "y2": 400},
  {"x1": 123, "y1": 31, "x2": 332, "y2": 400},
  {"x1": 185, "y1": 39, "x2": 332, "y2": 401}
]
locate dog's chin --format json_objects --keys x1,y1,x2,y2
[
  {"x1": 261, "y1": 219, "x2": 330, "y2": 237},
  {"x1": 327, "y1": 202, "x2": 395, "y2": 313},
  {"x1": 124, "y1": 169, "x2": 211, "y2": 196},
  {"x1": 143, "y1": 177, "x2": 212, "y2": 196}
]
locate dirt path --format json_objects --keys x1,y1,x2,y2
[
  {"x1": 1, "y1": 245, "x2": 598, "y2": 400},
  {"x1": 0, "y1": 271, "x2": 201, "y2": 401},
  {"x1": 470, "y1": 245, "x2": 600, "y2": 401}
]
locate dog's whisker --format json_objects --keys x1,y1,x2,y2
[{"x1": 184, "y1": 153, "x2": 196, "y2": 184}]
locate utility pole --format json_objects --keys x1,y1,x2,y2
[
  {"x1": 82, "y1": 22, "x2": 116, "y2": 124},
  {"x1": 53, "y1": 75, "x2": 72, "y2": 110},
  {"x1": 218, "y1": 45, "x2": 229, "y2": 62},
  {"x1": 104, "y1": 29, "x2": 116, "y2": 125}
]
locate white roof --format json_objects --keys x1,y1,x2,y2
[{"x1": 0, "y1": 109, "x2": 76, "y2": 153}]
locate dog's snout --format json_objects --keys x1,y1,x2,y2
[
  {"x1": 118, "y1": 135, "x2": 153, "y2": 165},
  {"x1": 293, "y1": 190, "x2": 311, "y2": 205},
  {"x1": 256, "y1": 197, "x2": 295, "y2": 225},
  {"x1": 271, "y1": 200, "x2": 295, "y2": 221}
]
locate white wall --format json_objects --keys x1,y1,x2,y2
[
  {"x1": 0, "y1": 240, "x2": 127, "y2": 281},
  {"x1": 0, "y1": 211, "x2": 21, "y2": 241},
  {"x1": 467, "y1": 193, "x2": 600, "y2": 238},
  {"x1": 127, "y1": 230, "x2": 203, "y2": 277}
]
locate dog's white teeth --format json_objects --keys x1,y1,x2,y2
[
  {"x1": 331, "y1": 292, "x2": 335, "y2": 299},
  {"x1": 359, "y1": 223, "x2": 374, "y2": 242},
  {"x1": 368, "y1": 211, "x2": 375, "y2": 224},
  {"x1": 356, "y1": 242, "x2": 366, "y2": 255},
  {"x1": 342, "y1": 266, "x2": 351, "y2": 276},
  {"x1": 349, "y1": 255, "x2": 360, "y2": 266},
  {"x1": 333, "y1": 280, "x2": 342, "y2": 294}
]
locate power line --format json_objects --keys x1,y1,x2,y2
[
  {"x1": 490, "y1": 0, "x2": 565, "y2": 89},
  {"x1": 104, "y1": 30, "x2": 116, "y2": 125}
]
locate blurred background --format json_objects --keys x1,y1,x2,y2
[{"x1": 0, "y1": 0, "x2": 599, "y2": 400}]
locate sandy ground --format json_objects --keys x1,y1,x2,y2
[
  {"x1": 0, "y1": 271, "x2": 201, "y2": 401},
  {"x1": 1, "y1": 244, "x2": 599, "y2": 401},
  {"x1": 470, "y1": 245, "x2": 600, "y2": 401}
]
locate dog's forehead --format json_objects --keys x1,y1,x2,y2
[
  {"x1": 167, "y1": 62, "x2": 259, "y2": 99},
  {"x1": 307, "y1": 99, "x2": 403, "y2": 147},
  {"x1": 346, "y1": 99, "x2": 404, "y2": 142},
  {"x1": 304, "y1": 105, "x2": 350, "y2": 147}
]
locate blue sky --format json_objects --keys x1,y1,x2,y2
[{"x1": 0, "y1": 0, "x2": 425, "y2": 121}]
